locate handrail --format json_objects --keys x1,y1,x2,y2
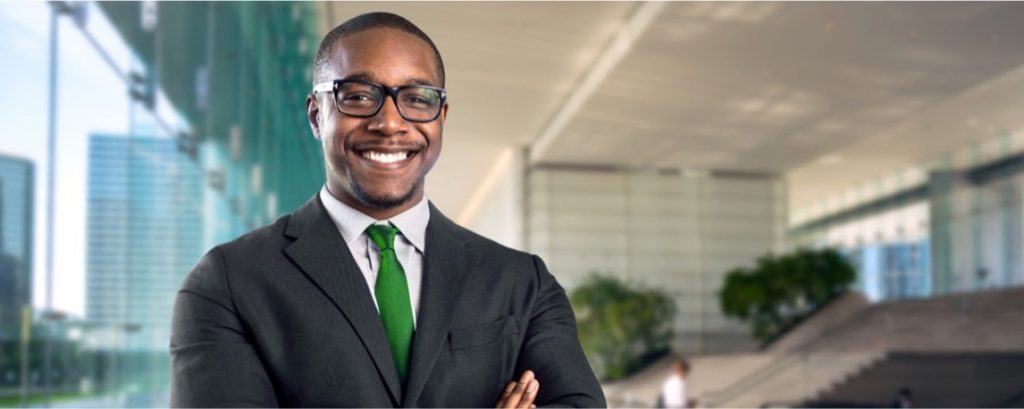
[
  {"x1": 702, "y1": 306, "x2": 881, "y2": 407},
  {"x1": 701, "y1": 353, "x2": 803, "y2": 407},
  {"x1": 705, "y1": 288, "x2": 1024, "y2": 407}
]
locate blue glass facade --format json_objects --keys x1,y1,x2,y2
[
  {"x1": 843, "y1": 241, "x2": 932, "y2": 302},
  {"x1": 0, "y1": 154, "x2": 33, "y2": 325},
  {"x1": 86, "y1": 134, "x2": 203, "y2": 350}
]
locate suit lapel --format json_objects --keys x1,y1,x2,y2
[
  {"x1": 283, "y1": 197, "x2": 403, "y2": 406},
  {"x1": 402, "y1": 204, "x2": 480, "y2": 407}
]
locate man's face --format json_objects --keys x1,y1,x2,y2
[{"x1": 307, "y1": 28, "x2": 446, "y2": 214}]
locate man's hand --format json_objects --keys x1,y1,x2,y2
[{"x1": 495, "y1": 370, "x2": 540, "y2": 409}]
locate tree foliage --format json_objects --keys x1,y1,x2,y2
[
  {"x1": 718, "y1": 248, "x2": 856, "y2": 345},
  {"x1": 570, "y1": 275, "x2": 676, "y2": 381}
]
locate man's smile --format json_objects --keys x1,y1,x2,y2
[{"x1": 351, "y1": 145, "x2": 423, "y2": 170}]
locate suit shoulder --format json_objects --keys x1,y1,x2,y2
[
  {"x1": 215, "y1": 214, "x2": 291, "y2": 261},
  {"x1": 179, "y1": 215, "x2": 292, "y2": 303},
  {"x1": 445, "y1": 222, "x2": 537, "y2": 267}
]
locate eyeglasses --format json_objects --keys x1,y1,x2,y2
[{"x1": 312, "y1": 79, "x2": 447, "y2": 123}]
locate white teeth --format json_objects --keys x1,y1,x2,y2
[{"x1": 362, "y1": 151, "x2": 410, "y2": 164}]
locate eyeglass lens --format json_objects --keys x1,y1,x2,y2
[{"x1": 336, "y1": 81, "x2": 443, "y2": 121}]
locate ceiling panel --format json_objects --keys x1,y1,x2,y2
[
  {"x1": 317, "y1": 2, "x2": 1024, "y2": 221},
  {"x1": 533, "y1": 2, "x2": 1024, "y2": 210}
]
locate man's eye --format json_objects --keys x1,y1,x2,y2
[
  {"x1": 404, "y1": 96, "x2": 429, "y2": 105},
  {"x1": 402, "y1": 93, "x2": 439, "y2": 107},
  {"x1": 342, "y1": 93, "x2": 378, "y2": 105}
]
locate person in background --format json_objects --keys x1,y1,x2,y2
[
  {"x1": 893, "y1": 387, "x2": 913, "y2": 408},
  {"x1": 661, "y1": 357, "x2": 692, "y2": 408}
]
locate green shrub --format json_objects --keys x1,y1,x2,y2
[
  {"x1": 570, "y1": 275, "x2": 676, "y2": 381},
  {"x1": 719, "y1": 248, "x2": 856, "y2": 345}
]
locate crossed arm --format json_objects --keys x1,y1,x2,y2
[
  {"x1": 498, "y1": 256, "x2": 607, "y2": 408},
  {"x1": 506, "y1": 255, "x2": 607, "y2": 408},
  {"x1": 171, "y1": 249, "x2": 604, "y2": 407},
  {"x1": 170, "y1": 248, "x2": 280, "y2": 407}
]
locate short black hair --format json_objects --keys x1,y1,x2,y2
[
  {"x1": 313, "y1": 12, "x2": 445, "y2": 87},
  {"x1": 676, "y1": 358, "x2": 691, "y2": 373}
]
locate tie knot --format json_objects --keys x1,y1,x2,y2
[{"x1": 365, "y1": 224, "x2": 400, "y2": 252}]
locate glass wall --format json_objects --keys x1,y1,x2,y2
[
  {"x1": 793, "y1": 133, "x2": 1024, "y2": 304},
  {"x1": 0, "y1": 2, "x2": 321, "y2": 406},
  {"x1": 526, "y1": 167, "x2": 787, "y2": 354}
]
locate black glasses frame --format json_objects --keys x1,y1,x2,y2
[{"x1": 312, "y1": 79, "x2": 447, "y2": 123}]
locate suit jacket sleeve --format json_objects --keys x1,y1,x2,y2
[
  {"x1": 170, "y1": 247, "x2": 279, "y2": 408},
  {"x1": 521, "y1": 255, "x2": 607, "y2": 408}
]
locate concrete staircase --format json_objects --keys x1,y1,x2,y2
[
  {"x1": 600, "y1": 287, "x2": 1024, "y2": 408},
  {"x1": 601, "y1": 287, "x2": 1024, "y2": 408},
  {"x1": 702, "y1": 287, "x2": 1024, "y2": 407},
  {"x1": 809, "y1": 352, "x2": 1024, "y2": 408},
  {"x1": 703, "y1": 351, "x2": 885, "y2": 408},
  {"x1": 602, "y1": 353, "x2": 776, "y2": 407}
]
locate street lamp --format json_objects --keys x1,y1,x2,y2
[{"x1": 41, "y1": 2, "x2": 87, "y2": 406}]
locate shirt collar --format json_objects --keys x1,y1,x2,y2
[{"x1": 319, "y1": 186, "x2": 429, "y2": 253}]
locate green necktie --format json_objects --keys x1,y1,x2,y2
[{"x1": 365, "y1": 224, "x2": 414, "y2": 384}]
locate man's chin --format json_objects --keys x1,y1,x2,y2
[
  {"x1": 352, "y1": 185, "x2": 418, "y2": 210},
  {"x1": 360, "y1": 194, "x2": 413, "y2": 209}
]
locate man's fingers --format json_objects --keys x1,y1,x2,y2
[
  {"x1": 499, "y1": 370, "x2": 536, "y2": 408},
  {"x1": 516, "y1": 379, "x2": 539, "y2": 409},
  {"x1": 518, "y1": 370, "x2": 535, "y2": 384},
  {"x1": 501, "y1": 381, "x2": 516, "y2": 398},
  {"x1": 503, "y1": 379, "x2": 527, "y2": 408},
  {"x1": 494, "y1": 381, "x2": 515, "y2": 407}
]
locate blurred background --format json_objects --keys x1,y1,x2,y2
[{"x1": 1, "y1": 1, "x2": 1024, "y2": 407}]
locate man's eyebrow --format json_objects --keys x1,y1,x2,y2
[
  {"x1": 340, "y1": 72, "x2": 375, "y2": 83},
  {"x1": 405, "y1": 77, "x2": 439, "y2": 87},
  {"x1": 340, "y1": 72, "x2": 440, "y2": 88}
]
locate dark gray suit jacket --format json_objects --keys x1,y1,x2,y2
[{"x1": 170, "y1": 195, "x2": 606, "y2": 407}]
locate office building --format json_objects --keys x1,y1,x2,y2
[
  {"x1": 0, "y1": 153, "x2": 33, "y2": 325},
  {"x1": 86, "y1": 134, "x2": 203, "y2": 350}
]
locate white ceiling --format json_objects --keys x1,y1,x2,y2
[{"x1": 319, "y1": 2, "x2": 1024, "y2": 222}]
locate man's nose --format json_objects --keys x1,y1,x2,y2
[{"x1": 367, "y1": 95, "x2": 407, "y2": 136}]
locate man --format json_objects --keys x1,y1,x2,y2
[
  {"x1": 659, "y1": 358, "x2": 690, "y2": 408},
  {"x1": 170, "y1": 11, "x2": 605, "y2": 408},
  {"x1": 892, "y1": 387, "x2": 913, "y2": 408}
]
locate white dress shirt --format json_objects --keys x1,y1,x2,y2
[
  {"x1": 662, "y1": 373, "x2": 687, "y2": 408},
  {"x1": 319, "y1": 186, "x2": 429, "y2": 328}
]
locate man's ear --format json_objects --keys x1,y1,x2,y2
[
  {"x1": 439, "y1": 102, "x2": 449, "y2": 129},
  {"x1": 306, "y1": 94, "x2": 322, "y2": 140}
]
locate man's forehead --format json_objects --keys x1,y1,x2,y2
[{"x1": 324, "y1": 28, "x2": 441, "y2": 86}]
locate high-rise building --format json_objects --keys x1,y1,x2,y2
[
  {"x1": 86, "y1": 135, "x2": 203, "y2": 350},
  {"x1": 0, "y1": 153, "x2": 34, "y2": 325}
]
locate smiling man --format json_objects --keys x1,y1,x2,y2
[{"x1": 170, "y1": 12, "x2": 605, "y2": 408}]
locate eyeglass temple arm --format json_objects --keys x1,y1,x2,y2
[{"x1": 312, "y1": 82, "x2": 334, "y2": 93}]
